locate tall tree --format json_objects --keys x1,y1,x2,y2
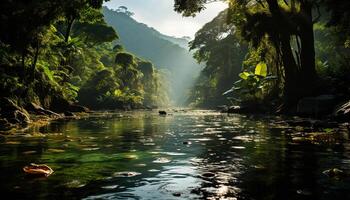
[
  {"x1": 60, "y1": 0, "x2": 106, "y2": 43},
  {"x1": 174, "y1": 0, "x2": 320, "y2": 108},
  {"x1": 189, "y1": 9, "x2": 248, "y2": 106},
  {"x1": 115, "y1": 52, "x2": 142, "y2": 89},
  {"x1": 0, "y1": 0, "x2": 110, "y2": 81}
]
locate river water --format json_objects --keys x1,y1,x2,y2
[{"x1": 0, "y1": 110, "x2": 349, "y2": 200}]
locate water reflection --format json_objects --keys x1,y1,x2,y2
[{"x1": 0, "y1": 111, "x2": 349, "y2": 199}]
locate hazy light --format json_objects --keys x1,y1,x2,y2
[{"x1": 104, "y1": 0, "x2": 228, "y2": 38}]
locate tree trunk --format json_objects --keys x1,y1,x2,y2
[
  {"x1": 266, "y1": 0, "x2": 300, "y2": 107},
  {"x1": 30, "y1": 40, "x2": 40, "y2": 81},
  {"x1": 299, "y1": 1, "x2": 317, "y2": 96},
  {"x1": 280, "y1": 35, "x2": 299, "y2": 106},
  {"x1": 266, "y1": 0, "x2": 317, "y2": 109}
]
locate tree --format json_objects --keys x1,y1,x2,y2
[
  {"x1": 0, "y1": 0, "x2": 169, "y2": 111},
  {"x1": 0, "y1": 0, "x2": 111, "y2": 82},
  {"x1": 72, "y1": 22, "x2": 118, "y2": 46},
  {"x1": 324, "y1": 0, "x2": 350, "y2": 48},
  {"x1": 174, "y1": 0, "x2": 321, "y2": 108},
  {"x1": 115, "y1": 52, "x2": 142, "y2": 89},
  {"x1": 116, "y1": 6, "x2": 135, "y2": 16},
  {"x1": 77, "y1": 69, "x2": 119, "y2": 108},
  {"x1": 138, "y1": 61, "x2": 158, "y2": 106},
  {"x1": 60, "y1": 0, "x2": 107, "y2": 43},
  {"x1": 0, "y1": 0, "x2": 64, "y2": 81},
  {"x1": 188, "y1": 9, "x2": 248, "y2": 106},
  {"x1": 139, "y1": 61, "x2": 154, "y2": 76}
]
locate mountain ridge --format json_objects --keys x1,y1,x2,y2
[{"x1": 102, "y1": 7, "x2": 201, "y2": 105}]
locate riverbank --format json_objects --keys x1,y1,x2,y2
[
  {"x1": 0, "y1": 111, "x2": 89, "y2": 135},
  {"x1": 0, "y1": 98, "x2": 160, "y2": 134},
  {"x1": 217, "y1": 97, "x2": 350, "y2": 122},
  {"x1": 2, "y1": 107, "x2": 349, "y2": 143},
  {"x1": 1, "y1": 93, "x2": 349, "y2": 139},
  {"x1": 0, "y1": 97, "x2": 91, "y2": 134}
]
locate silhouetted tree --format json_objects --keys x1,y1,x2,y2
[{"x1": 174, "y1": 0, "x2": 321, "y2": 108}]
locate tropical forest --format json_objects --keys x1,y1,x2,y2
[{"x1": 0, "y1": 0, "x2": 349, "y2": 199}]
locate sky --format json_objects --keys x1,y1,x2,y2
[{"x1": 103, "y1": 0, "x2": 227, "y2": 39}]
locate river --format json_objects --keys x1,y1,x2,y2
[{"x1": 0, "y1": 110, "x2": 349, "y2": 199}]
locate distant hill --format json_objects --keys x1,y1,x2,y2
[
  {"x1": 158, "y1": 35, "x2": 191, "y2": 49},
  {"x1": 102, "y1": 7, "x2": 201, "y2": 105}
]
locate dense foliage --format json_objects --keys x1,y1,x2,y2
[
  {"x1": 0, "y1": 0, "x2": 168, "y2": 112},
  {"x1": 0, "y1": 0, "x2": 349, "y2": 115},
  {"x1": 187, "y1": 9, "x2": 248, "y2": 107},
  {"x1": 178, "y1": 0, "x2": 350, "y2": 110}
]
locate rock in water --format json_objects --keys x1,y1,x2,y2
[
  {"x1": 0, "y1": 118, "x2": 13, "y2": 131},
  {"x1": 334, "y1": 100, "x2": 350, "y2": 121},
  {"x1": 64, "y1": 111, "x2": 75, "y2": 117},
  {"x1": 172, "y1": 192, "x2": 181, "y2": 197},
  {"x1": 69, "y1": 104, "x2": 90, "y2": 112},
  {"x1": 26, "y1": 102, "x2": 61, "y2": 117},
  {"x1": 0, "y1": 97, "x2": 31, "y2": 124},
  {"x1": 322, "y1": 168, "x2": 346, "y2": 178},
  {"x1": 159, "y1": 110, "x2": 167, "y2": 115},
  {"x1": 227, "y1": 106, "x2": 241, "y2": 113}
]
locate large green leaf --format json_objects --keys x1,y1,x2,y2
[
  {"x1": 254, "y1": 62, "x2": 267, "y2": 77},
  {"x1": 239, "y1": 72, "x2": 251, "y2": 80}
]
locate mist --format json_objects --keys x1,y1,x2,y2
[{"x1": 102, "y1": 6, "x2": 206, "y2": 106}]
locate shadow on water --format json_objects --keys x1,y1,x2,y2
[{"x1": 0, "y1": 111, "x2": 349, "y2": 199}]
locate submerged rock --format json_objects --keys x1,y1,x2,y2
[
  {"x1": 172, "y1": 192, "x2": 181, "y2": 197},
  {"x1": 322, "y1": 168, "x2": 346, "y2": 178},
  {"x1": 159, "y1": 110, "x2": 167, "y2": 115}
]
